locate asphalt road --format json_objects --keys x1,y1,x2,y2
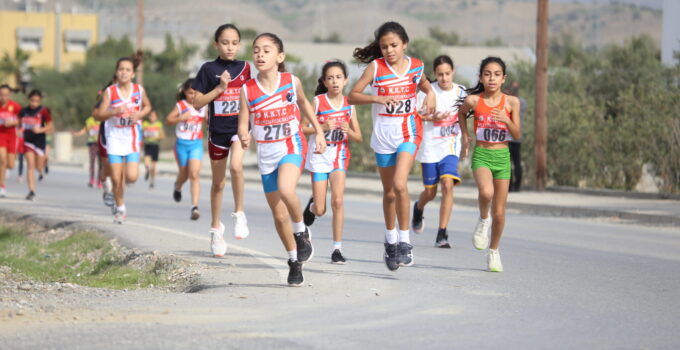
[{"x1": 1, "y1": 166, "x2": 678, "y2": 350}]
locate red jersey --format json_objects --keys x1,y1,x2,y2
[{"x1": 0, "y1": 100, "x2": 21, "y2": 135}]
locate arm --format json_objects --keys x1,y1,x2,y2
[
  {"x1": 347, "y1": 62, "x2": 397, "y2": 109},
  {"x1": 164, "y1": 105, "x2": 183, "y2": 126},
  {"x1": 302, "y1": 97, "x2": 331, "y2": 135},
  {"x1": 133, "y1": 94, "x2": 152, "y2": 121},
  {"x1": 497, "y1": 95, "x2": 521, "y2": 140},
  {"x1": 194, "y1": 70, "x2": 231, "y2": 110},
  {"x1": 72, "y1": 125, "x2": 87, "y2": 136},
  {"x1": 294, "y1": 76, "x2": 326, "y2": 154},
  {"x1": 159, "y1": 123, "x2": 166, "y2": 140},
  {"x1": 418, "y1": 77, "x2": 436, "y2": 117},
  {"x1": 237, "y1": 89, "x2": 251, "y2": 150},
  {"x1": 94, "y1": 91, "x2": 119, "y2": 121},
  {"x1": 457, "y1": 95, "x2": 477, "y2": 160},
  {"x1": 346, "y1": 105, "x2": 362, "y2": 143}
]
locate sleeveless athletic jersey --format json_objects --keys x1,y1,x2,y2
[
  {"x1": 85, "y1": 116, "x2": 100, "y2": 144},
  {"x1": 142, "y1": 120, "x2": 163, "y2": 144},
  {"x1": 306, "y1": 94, "x2": 352, "y2": 173},
  {"x1": 174, "y1": 99, "x2": 206, "y2": 141},
  {"x1": 0, "y1": 100, "x2": 20, "y2": 136},
  {"x1": 104, "y1": 83, "x2": 144, "y2": 156},
  {"x1": 370, "y1": 56, "x2": 424, "y2": 154},
  {"x1": 192, "y1": 58, "x2": 251, "y2": 134},
  {"x1": 244, "y1": 72, "x2": 307, "y2": 175},
  {"x1": 19, "y1": 106, "x2": 52, "y2": 142},
  {"x1": 416, "y1": 81, "x2": 467, "y2": 163},
  {"x1": 473, "y1": 93, "x2": 513, "y2": 144}
]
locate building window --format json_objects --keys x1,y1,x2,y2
[
  {"x1": 64, "y1": 30, "x2": 92, "y2": 53},
  {"x1": 16, "y1": 27, "x2": 44, "y2": 52}
]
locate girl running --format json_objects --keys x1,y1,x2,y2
[
  {"x1": 457, "y1": 56, "x2": 521, "y2": 272},
  {"x1": 166, "y1": 78, "x2": 206, "y2": 220},
  {"x1": 192, "y1": 24, "x2": 251, "y2": 254},
  {"x1": 0, "y1": 84, "x2": 21, "y2": 198},
  {"x1": 302, "y1": 60, "x2": 362, "y2": 264},
  {"x1": 19, "y1": 89, "x2": 53, "y2": 201},
  {"x1": 238, "y1": 32, "x2": 327, "y2": 286},
  {"x1": 72, "y1": 114, "x2": 102, "y2": 188},
  {"x1": 411, "y1": 55, "x2": 467, "y2": 248},
  {"x1": 348, "y1": 21, "x2": 435, "y2": 271},
  {"x1": 95, "y1": 57, "x2": 152, "y2": 223},
  {"x1": 142, "y1": 110, "x2": 164, "y2": 189}
]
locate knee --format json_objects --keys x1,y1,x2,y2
[
  {"x1": 229, "y1": 163, "x2": 243, "y2": 177},
  {"x1": 441, "y1": 181, "x2": 454, "y2": 195},
  {"x1": 331, "y1": 196, "x2": 343, "y2": 210},
  {"x1": 273, "y1": 211, "x2": 289, "y2": 225},
  {"x1": 211, "y1": 179, "x2": 226, "y2": 192},
  {"x1": 392, "y1": 180, "x2": 408, "y2": 196},
  {"x1": 383, "y1": 190, "x2": 396, "y2": 203},
  {"x1": 278, "y1": 187, "x2": 296, "y2": 201},
  {"x1": 492, "y1": 207, "x2": 505, "y2": 222},
  {"x1": 424, "y1": 187, "x2": 437, "y2": 201},
  {"x1": 189, "y1": 169, "x2": 200, "y2": 181},
  {"x1": 479, "y1": 188, "x2": 493, "y2": 202}
]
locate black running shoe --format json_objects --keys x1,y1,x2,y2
[
  {"x1": 38, "y1": 174, "x2": 44, "y2": 182},
  {"x1": 435, "y1": 228, "x2": 451, "y2": 248},
  {"x1": 303, "y1": 197, "x2": 316, "y2": 226},
  {"x1": 383, "y1": 243, "x2": 399, "y2": 271},
  {"x1": 397, "y1": 242, "x2": 414, "y2": 267},
  {"x1": 44, "y1": 165, "x2": 49, "y2": 174},
  {"x1": 287, "y1": 259, "x2": 304, "y2": 286},
  {"x1": 144, "y1": 171, "x2": 149, "y2": 181},
  {"x1": 411, "y1": 201, "x2": 424, "y2": 234},
  {"x1": 190, "y1": 206, "x2": 200, "y2": 221},
  {"x1": 25, "y1": 191, "x2": 35, "y2": 201},
  {"x1": 294, "y1": 227, "x2": 314, "y2": 263},
  {"x1": 331, "y1": 249, "x2": 346, "y2": 264},
  {"x1": 173, "y1": 189, "x2": 182, "y2": 203}
]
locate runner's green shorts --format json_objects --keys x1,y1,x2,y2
[{"x1": 471, "y1": 146, "x2": 511, "y2": 180}]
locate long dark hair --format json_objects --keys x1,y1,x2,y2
[
  {"x1": 466, "y1": 56, "x2": 507, "y2": 96},
  {"x1": 353, "y1": 21, "x2": 410, "y2": 64},
  {"x1": 214, "y1": 23, "x2": 241, "y2": 42},
  {"x1": 253, "y1": 33, "x2": 286, "y2": 72},
  {"x1": 315, "y1": 60, "x2": 348, "y2": 96},
  {"x1": 177, "y1": 78, "x2": 194, "y2": 101}
]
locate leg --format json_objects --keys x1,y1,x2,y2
[
  {"x1": 276, "y1": 163, "x2": 303, "y2": 223},
  {"x1": 264, "y1": 190, "x2": 296, "y2": 252},
  {"x1": 393, "y1": 151, "x2": 415, "y2": 231},
  {"x1": 124, "y1": 159, "x2": 139, "y2": 184},
  {"x1": 143, "y1": 154, "x2": 151, "y2": 175},
  {"x1": 7, "y1": 153, "x2": 15, "y2": 170},
  {"x1": 150, "y1": 160, "x2": 157, "y2": 184},
  {"x1": 329, "y1": 171, "x2": 346, "y2": 244},
  {"x1": 188, "y1": 159, "x2": 201, "y2": 207},
  {"x1": 89, "y1": 144, "x2": 97, "y2": 182},
  {"x1": 0, "y1": 147, "x2": 6, "y2": 188},
  {"x1": 18, "y1": 153, "x2": 24, "y2": 177},
  {"x1": 210, "y1": 157, "x2": 228, "y2": 228},
  {"x1": 377, "y1": 166, "x2": 397, "y2": 230},
  {"x1": 228, "y1": 141, "x2": 246, "y2": 213},
  {"x1": 417, "y1": 185, "x2": 437, "y2": 211},
  {"x1": 311, "y1": 175, "x2": 329, "y2": 216},
  {"x1": 109, "y1": 161, "x2": 125, "y2": 206},
  {"x1": 175, "y1": 166, "x2": 189, "y2": 190},
  {"x1": 489, "y1": 179, "x2": 510, "y2": 250},
  {"x1": 438, "y1": 178, "x2": 455, "y2": 229},
  {"x1": 473, "y1": 167, "x2": 494, "y2": 219},
  {"x1": 25, "y1": 151, "x2": 36, "y2": 193}
]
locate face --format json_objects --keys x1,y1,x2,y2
[
  {"x1": 214, "y1": 28, "x2": 241, "y2": 60},
  {"x1": 29, "y1": 95, "x2": 41, "y2": 109},
  {"x1": 0, "y1": 88, "x2": 10, "y2": 104},
  {"x1": 115, "y1": 60, "x2": 135, "y2": 84},
  {"x1": 252, "y1": 37, "x2": 284, "y2": 72},
  {"x1": 184, "y1": 87, "x2": 196, "y2": 103},
  {"x1": 149, "y1": 111, "x2": 157, "y2": 122},
  {"x1": 480, "y1": 62, "x2": 506, "y2": 93},
  {"x1": 434, "y1": 63, "x2": 455, "y2": 90},
  {"x1": 379, "y1": 32, "x2": 407, "y2": 65},
  {"x1": 323, "y1": 66, "x2": 347, "y2": 96}
]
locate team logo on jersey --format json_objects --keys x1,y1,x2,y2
[
  {"x1": 479, "y1": 116, "x2": 484, "y2": 122},
  {"x1": 240, "y1": 75, "x2": 245, "y2": 81},
  {"x1": 286, "y1": 91, "x2": 293, "y2": 102},
  {"x1": 380, "y1": 88, "x2": 385, "y2": 94},
  {"x1": 412, "y1": 76, "x2": 418, "y2": 84}
]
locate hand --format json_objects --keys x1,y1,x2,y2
[
  {"x1": 339, "y1": 121, "x2": 349, "y2": 133},
  {"x1": 113, "y1": 106, "x2": 127, "y2": 116},
  {"x1": 327, "y1": 119, "x2": 337, "y2": 130},
  {"x1": 321, "y1": 121, "x2": 331, "y2": 132},
  {"x1": 431, "y1": 111, "x2": 451, "y2": 121},
  {"x1": 239, "y1": 132, "x2": 250, "y2": 150},
  {"x1": 180, "y1": 112, "x2": 192, "y2": 121},
  {"x1": 460, "y1": 137, "x2": 470, "y2": 160},
  {"x1": 491, "y1": 108, "x2": 512, "y2": 125},
  {"x1": 315, "y1": 135, "x2": 327, "y2": 154},
  {"x1": 419, "y1": 92, "x2": 436, "y2": 117},
  {"x1": 218, "y1": 70, "x2": 232, "y2": 90},
  {"x1": 129, "y1": 111, "x2": 143, "y2": 121},
  {"x1": 376, "y1": 95, "x2": 397, "y2": 109}
]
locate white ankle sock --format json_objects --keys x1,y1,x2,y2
[
  {"x1": 292, "y1": 221, "x2": 305, "y2": 233},
  {"x1": 333, "y1": 241, "x2": 342, "y2": 250},
  {"x1": 398, "y1": 229, "x2": 410, "y2": 243},
  {"x1": 385, "y1": 228, "x2": 398, "y2": 244},
  {"x1": 288, "y1": 250, "x2": 298, "y2": 262}
]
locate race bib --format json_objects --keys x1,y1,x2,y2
[
  {"x1": 376, "y1": 85, "x2": 417, "y2": 117},
  {"x1": 21, "y1": 116, "x2": 40, "y2": 131},
  {"x1": 253, "y1": 105, "x2": 297, "y2": 142},
  {"x1": 88, "y1": 126, "x2": 99, "y2": 137},
  {"x1": 433, "y1": 114, "x2": 459, "y2": 139},
  {"x1": 213, "y1": 88, "x2": 240, "y2": 117},
  {"x1": 143, "y1": 129, "x2": 159, "y2": 139},
  {"x1": 475, "y1": 111, "x2": 513, "y2": 143}
]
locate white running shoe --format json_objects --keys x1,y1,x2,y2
[
  {"x1": 472, "y1": 217, "x2": 491, "y2": 250},
  {"x1": 113, "y1": 210, "x2": 126, "y2": 224},
  {"x1": 0, "y1": 187, "x2": 5, "y2": 198},
  {"x1": 232, "y1": 211, "x2": 250, "y2": 240},
  {"x1": 487, "y1": 249, "x2": 503, "y2": 272},
  {"x1": 210, "y1": 222, "x2": 227, "y2": 257}
]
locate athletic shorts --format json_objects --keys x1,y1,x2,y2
[
  {"x1": 208, "y1": 132, "x2": 238, "y2": 160},
  {"x1": 108, "y1": 152, "x2": 140, "y2": 164},
  {"x1": 24, "y1": 136, "x2": 46, "y2": 157},
  {"x1": 261, "y1": 154, "x2": 304, "y2": 193},
  {"x1": 374, "y1": 142, "x2": 418, "y2": 168},
  {"x1": 471, "y1": 146, "x2": 511, "y2": 180},
  {"x1": 175, "y1": 139, "x2": 203, "y2": 167},
  {"x1": 0, "y1": 133, "x2": 16, "y2": 154},
  {"x1": 311, "y1": 169, "x2": 346, "y2": 182},
  {"x1": 421, "y1": 155, "x2": 461, "y2": 187},
  {"x1": 98, "y1": 135, "x2": 108, "y2": 159},
  {"x1": 144, "y1": 143, "x2": 159, "y2": 162},
  {"x1": 16, "y1": 138, "x2": 25, "y2": 154}
]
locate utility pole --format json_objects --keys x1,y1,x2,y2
[
  {"x1": 135, "y1": 0, "x2": 144, "y2": 85},
  {"x1": 535, "y1": 0, "x2": 549, "y2": 191}
]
